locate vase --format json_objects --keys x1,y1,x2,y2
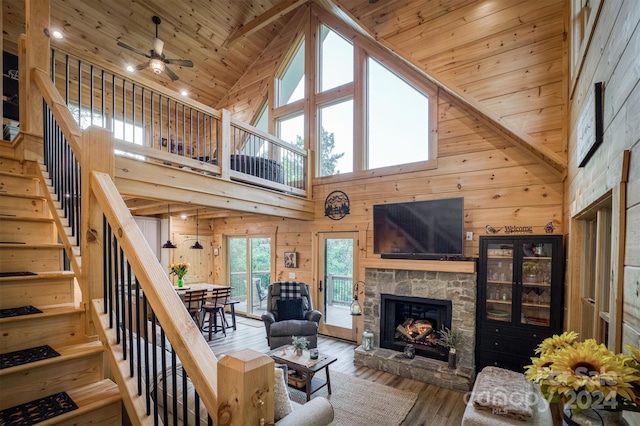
[
  {"x1": 448, "y1": 349, "x2": 457, "y2": 369},
  {"x1": 562, "y1": 405, "x2": 629, "y2": 426},
  {"x1": 177, "y1": 277, "x2": 184, "y2": 288},
  {"x1": 296, "y1": 348, "x2": 303, "y2": 356}
]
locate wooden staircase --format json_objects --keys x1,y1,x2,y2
[{"x1": 0, "y1": 144, "x2": 121, "y2": 424}]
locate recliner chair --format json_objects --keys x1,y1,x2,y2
[{"x1": 261, "y1": 281, "x2": 322, "y2": 349}]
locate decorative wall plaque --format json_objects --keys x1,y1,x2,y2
[
  {"x1": 577, "y1": 82, "x2": 604, "y2": 168},
  {"x1": 324, "y1": 190, "x2": 350, "y2": 220}
]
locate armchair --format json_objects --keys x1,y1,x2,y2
[{"x1": 261, "y1": 281, "x2": 322, "y2": 350}]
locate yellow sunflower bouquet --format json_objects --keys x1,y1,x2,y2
[{"x1": 525, "y1": 332, "x2": 640, "y2": 412}]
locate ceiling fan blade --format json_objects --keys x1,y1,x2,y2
[
  {"x1": 117, "y1": 41, "x2": 151, "y2": 58},
  {"x1": 135, "y1": 61, "x2": 150, "y2": 71},
  {"x1": 165, "y1": 66, "x2": 180, "y2": 82},
  {"x1": 164, "y1": 59, "x2": 194, "y2": 67}
]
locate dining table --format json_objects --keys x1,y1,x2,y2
[{"x1": 175, "y1": 283, "x2": 237, "y2": 331}]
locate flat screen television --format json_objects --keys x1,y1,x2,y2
[{"x1": 373, "y1": 198, "x2": 465, "y2": 259}]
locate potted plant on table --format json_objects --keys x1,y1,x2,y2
[
  {"x1": 291, "y1": 336, "x2": 309, "y2": 356},
  {"x1": 437, "y1": 326, "x2": 462, "y2": 369},
  {"x1": 169, "y1": 262, "x2": 189, "y2": 288}
]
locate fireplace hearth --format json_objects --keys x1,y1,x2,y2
[{"x1": 380, "y1": 294, "x2": 452, "y2": 361}]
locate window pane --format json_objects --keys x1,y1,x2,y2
[
  {"x1": 320, "y1": 26, "x2": 353, "y2": 92},
  {"x1": 367, "y1": 58, "x2": 429, "y2": 169},
  {"x1": 319, "y1": 100, "x2": 352, "y2": 176},
  {"x1": 278, "y1": 40, "x2": 305, "y2": 106},
  {"x1": 278, "y1": 114, "x2": 304, "y2": 147},
  {"x1": 254, "y1": 103, "x2": 268, "y2": 133}
]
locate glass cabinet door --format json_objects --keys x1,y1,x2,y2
[
  {"x1": 520, "y1": 241, "x2": 553, "y2": 327},
  {"x1": 485, "y1": 242, "x2": 514, "y2": 322}
]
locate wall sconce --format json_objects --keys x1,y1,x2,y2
[
  {"x1": 162, "y1": 204, "x2": 177, "y2": 249},
  {"x1": 350, "y1": 280, "x2": 365, "y2": 316},
  {"x1": 190, "y1": 209, "x2": 204, "y2": 250}
]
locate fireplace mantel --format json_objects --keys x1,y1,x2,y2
[{"x1": 361, "y1": 258, "x2": 476, "y2": 274}]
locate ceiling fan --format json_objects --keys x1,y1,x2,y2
[{"x1": 117, "y1": 16, "x2": 193, "y2": 81}]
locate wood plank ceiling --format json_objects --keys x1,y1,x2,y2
[{"x1": 3, "y1": 0, "x2": 566, "y2": 219}]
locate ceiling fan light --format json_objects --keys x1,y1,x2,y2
[{"x1": 150, "y1": 58, "x2": 165, "y2": 74}]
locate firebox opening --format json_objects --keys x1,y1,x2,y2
[{"x1": 380, "y1": 294, "x2": 452, "y2": 361}]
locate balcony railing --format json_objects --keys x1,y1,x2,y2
[{"x1": 49, "y1": 49, "x2": 310, "y2": 198}]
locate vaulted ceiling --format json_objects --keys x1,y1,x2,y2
[{"x1": 3, "y1": 0, "x2": 567, "y2": 218}]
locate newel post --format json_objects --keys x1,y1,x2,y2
[
  {"x1": 81, "y1": 127, "x2": 115, "y2": 336},
  {"x1": 217, "y1": 349, "x2": 275, "y2": 426},
  {"x1": 23, "y1": 0, "x2": 50, "y2": 136}
]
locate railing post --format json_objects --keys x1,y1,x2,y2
[
  {"x1": 217, "y1": 349, "x2": 274, "y2": 426},
  {"x1": 221, "y1": 109, "x2": 231, "y2": 180},
  {"x1": 23, "y1": 0, "x2": 50, "y2": 136},
  {"x1": 81, "y1": 127, "x2": 115, "y2": 336}
]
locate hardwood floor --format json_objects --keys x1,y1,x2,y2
[{"x1": 206, "y1": 315, "x2": 468, "y2": 425}]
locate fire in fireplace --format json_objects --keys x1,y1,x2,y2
[{"x1": 380, "y1": 294, "x2": 452, "y2": 361}]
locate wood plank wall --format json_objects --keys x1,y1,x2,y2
[
  {"x1": 212, "y1": 2, "x2": 566, "y2": 286},
  {"x1": 565, "y1": 0, "x2": 640, "y2": 399}
]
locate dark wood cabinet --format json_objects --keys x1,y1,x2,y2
[{"x1": 476, "y1": 235, "x2": 563, "y2": 373}]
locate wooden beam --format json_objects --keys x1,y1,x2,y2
[
  {"x1": 114, "y1": 156, "x2": 314, "y2": 220},
  {"x1": 313, "y1": 0, "x2": 567, "y2": 176},
  {"x1": 223, "y1": 0, "x2": 308, "y2": 48}
]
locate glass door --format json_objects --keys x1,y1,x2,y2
[
  {"x1": 520, "y1": 241, "x2": 553, "y2": 327},
  {"x1": 227, "y1": 236, "x2": 272, "y2": 317},
  {"x1": 485, "y1": 242, "x2": 515, "y2": 323},
  {"x1": 317, "y1": 232, "x2": 358, "y2": 341}
]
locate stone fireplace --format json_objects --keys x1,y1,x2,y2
[{"x1": 353, "y1": 267, "x2": 476, "y2": 391}]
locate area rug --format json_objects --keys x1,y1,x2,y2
[{"x1": 288, "y1": 370, "x2": 418, "y2": 426}]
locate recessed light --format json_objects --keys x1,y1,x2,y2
[
  {"x1": 126, "y1": 65, "x2": 135, "y2": 73},
  {"x1": 180, "y1": 214, "x2": 188, "y2": 220},
  {"x1": 181, "y1": 90, "x2": 188, "y2": 96},
  {"x1": 52, "y1": 30, "x2": 64, "y2": 39}
]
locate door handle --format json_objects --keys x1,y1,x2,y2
[{"x1": 319, "y1": 280, "x2": 323, "y2": 292}]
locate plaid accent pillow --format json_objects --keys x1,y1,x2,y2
[{"x1": 279, "y1": 281, "x2": 301, "y2": 300}]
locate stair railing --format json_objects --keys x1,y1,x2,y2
[
  {"x1": 33, "y1": 66, "x2": 282, "y2": 425},
  {"x1": 31, "y1": 54, "x2": 276, "y2": 426}
]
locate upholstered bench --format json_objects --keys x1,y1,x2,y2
[{"x1": 461, "y1": 366, "x2": 552, "y2": 426}]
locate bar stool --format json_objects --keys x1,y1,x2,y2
[{"x1": 201, "y1": 288, "x2": 231, "y2": 340}]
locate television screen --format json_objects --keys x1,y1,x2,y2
[{"x1": 373, "y1": 198, "x2": 464, "y2": 258}]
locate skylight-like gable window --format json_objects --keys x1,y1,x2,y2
[
  {"x1": 367, "y1": 57, "x2": 430, "y2": 169},
  {"x1": 277, "y1": 39, "x2": 305, "y2": 106},
  {"x1": 319, "y1": 25, "x2": 353, "y2": 92}
]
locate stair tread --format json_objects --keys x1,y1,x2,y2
[
  {"x1": 0, "y1": 379, "x2": 120, "y2": 426},
  {"x1": 0, "y1": 215, "x2": 54, "y2": 223},
  {"x1": 0, "y1": 271, "x2": 74, "y2": 282},
  {"x1": 0, "y1": 340, "x2": 103, "y2": 376},
  {"x1": 0, "y1": 303, "x2": 83, "y2": 324},
  {"x1": 0, "y1": 170, "x2": 39, "y2": 179},
  {"x1": 0, "y1": 191, "x2": 45, "y2": 200},
  {"x1": 0, "y1": 242, "x2": 64, "y2": 248}
]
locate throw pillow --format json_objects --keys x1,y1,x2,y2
[
  {"x1": 274, "y1": 366, "x2": 293, "y2": 420},
  {"x1": 277, "y1": 298, "x2": 305, "y2": 321}
]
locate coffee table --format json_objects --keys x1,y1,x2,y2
[{"x1": 267, "y1": 346, "x2": 337, "y2": 401}]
